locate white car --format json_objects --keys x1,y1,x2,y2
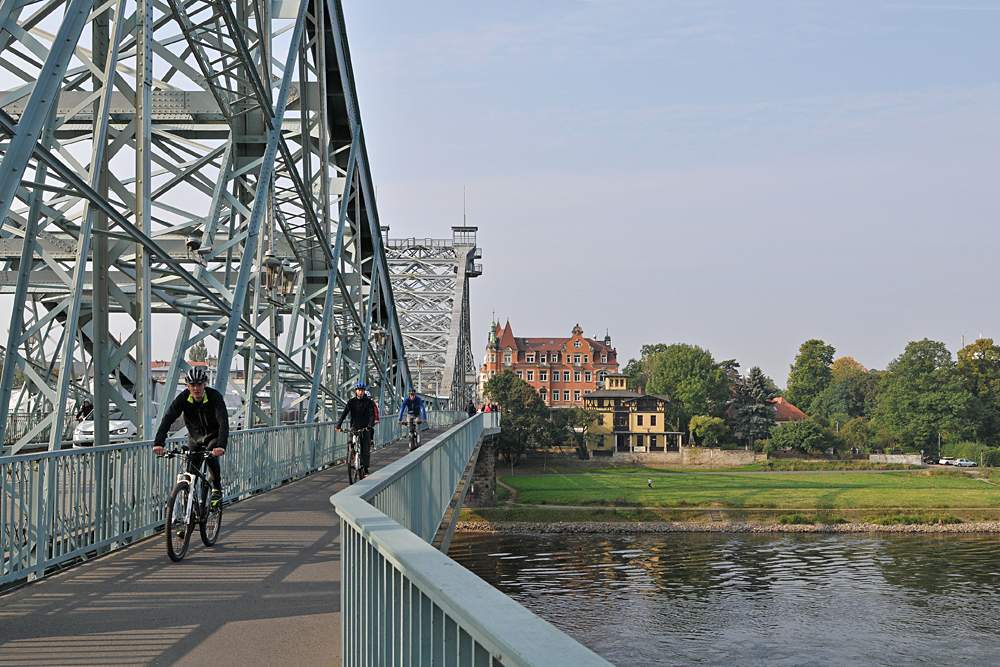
[
  {"x1": 954, "y1": 458, "x2": 978, "y2": 467},
  {"x1": 73, "y1": 404, "x2": 138, "y2": 446},
  {"x1": 938, "y1": 457, "x2": 955, "y2": 466}
]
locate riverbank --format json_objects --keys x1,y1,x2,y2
[{"x1": 455, "y1": 519, "x2": 1000, "y2": 534}]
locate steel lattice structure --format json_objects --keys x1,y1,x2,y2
[
  {"x1": 385, "y1": 227, "x2": 480, "y2": 410},
  {"x1": 0, "y1": 0, "x2": 412, "y2": 453}
]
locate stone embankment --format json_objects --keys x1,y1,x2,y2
[{"x1": 455, "y1": 521, "x2": 1000, "y2": 534}]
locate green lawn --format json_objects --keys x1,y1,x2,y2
[{"x1": 501, "y1": 470, "x2": 1000, "y2": 510}]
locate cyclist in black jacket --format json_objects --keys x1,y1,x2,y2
[
  {"x1": 337, "y1": 381, "x2": 376, "y2": 474},
  {"x1": 153, "y1": 367, "x2": 229, "y2": 505}
]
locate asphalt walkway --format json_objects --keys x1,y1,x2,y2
[{"x1": 0, "y1": 432, "x2": 434, "y2": 667}]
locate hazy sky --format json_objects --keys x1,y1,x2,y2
[{"x1": 341, "y1": 1, "x2": 1000, "y2": 387}]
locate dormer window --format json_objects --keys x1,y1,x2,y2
[
  {"x1": 527, "y1": 353, "x2": 535, "y2": 363},
  {"x1": 601, "y1": 354, "x2": 607, "y2": 363},
  {"x1": 540, "y1": 354, "x2": 547, "y2": 363},
  {"x1": 504, "y1": 352, "x2": 512, "y2": 363}
]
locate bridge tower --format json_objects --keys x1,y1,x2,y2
[
  {"x1": 0, "y1": 0, "x2": 412, "y2": 453},
  {"x1": 384, "y1": 226, "x2": 481, "y2": 409}
]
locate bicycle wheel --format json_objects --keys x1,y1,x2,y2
[
  {"x1": 408, "y1": 430, "x2": 417, "y2": 452},
  {"x1": 348, "y1": 446, "x2": 357, "y2": 484},
  {"x1": 200, "y1": 485, "x2": 223, "y2": 547},
  {"x1": 165, "y1": 482, "x2": 193, "y2": 562}
]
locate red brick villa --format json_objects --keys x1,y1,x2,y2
[{"x1": 479, "y1": 321, "x2": 620, "y2": 406}]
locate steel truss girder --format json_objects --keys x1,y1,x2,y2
[
  {"x1": 0, "y1": 0, "x2": 410, "y2": 453},
  {"x1": 385, "y1": 237, "x2": 479, "y2": 409}
]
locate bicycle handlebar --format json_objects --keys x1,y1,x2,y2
[{"x1": 158, "y1": 447, "x2": 215, "y2": 459}]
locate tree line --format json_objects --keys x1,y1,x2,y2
[{"x1": 625, "y1": 337, "x2": 1000, "y2": 458}]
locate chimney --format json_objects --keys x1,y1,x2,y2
[{"x1": 637, "y1": 386, "x2": 643, "y2": 395}]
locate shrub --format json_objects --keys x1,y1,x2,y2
[
  {"x1": 779, "y1": 513, "x2": 813, "y2": 525},
  {"x1": 868, "y1": 513, "x2": 962, "y2": 525}
]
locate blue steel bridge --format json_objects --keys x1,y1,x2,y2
[{"x1": 0, "y1": 0, "x2": 611, "y2": 664}]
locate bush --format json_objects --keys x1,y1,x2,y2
[
  {"x1": 779, "y1": 513, "x2": 813, "y2": 524},
  {"x1": 941, "y1": 442, "x2": 1000, "y2": 467},
  {"x1": 868, "y1": 513, "x2": 962, "y2": 525},
  {"x1": 769, "y1": 419, "x2": 838, "y2": 454}
]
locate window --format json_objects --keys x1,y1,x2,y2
[
  {"x1": 527, "y1": 371, "x2": 534, "y2": 381},
  {"x1": 637, "y1": 415, "x2": 644, "y2": 426},
  {"x1": 551, "y1": 391, "x2": 558, "y2": 402},
  {"x1": 573, "y1": 353, "x2": 581, "y2": 364},
  {"x1": 636, "y1": 435, "x2": 644, "y2": 448},
  {"x1": 489, "y1": 354, "x2": 495, "y2": 363},
  {"x1": 574, "y1": 390, "x2": 581, "y2": 402},
  {"x1": 574, "y1": 340, "x2": 581, "y2": 348},
  {"x1": 540, "y1": 354, "x2": 547, "y2": 363},
  {"x1": 601, "y1": 354, "x2": 607, "y2": 363},
  {"x1": 540, "y1": 370, "x2": 548, "y2": 381},
  {"x1": 503, "y1": 352, "x2": 511, "y2": 363},
  {"x1": 516, "y1": 371, "x2": 522, "y2": 379},
  {"x1": 527, "y1": 353, "x2": 535, "y2": 363},
  {"x1": 563, "y1": 390, "x2": 571, "y2": 402},
  {"x1": 585, "y1": 371, "x2": 592, "y2": 382},
  {"x1": 574, "y1": 371, "x2": 581, "y2": 382},
  {"x1": 650, "y1": 415, "x2": 657, "y2": 426},
  {"x1": 539, "y1": 388, "x2": 547, "y2": 402},
  {"x1": 563, "y1": 371, "x2": 571, "y2": 382}
]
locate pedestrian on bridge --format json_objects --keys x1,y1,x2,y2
[{"x1": 466, "y1": 399, "x2": 476, "y2": 418}]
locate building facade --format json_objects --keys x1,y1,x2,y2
[
  {"x1": 584, "y1": 373, "x2": 683, "y2": 454},
  {"x1": 479, "y1": 322, "x2": 619, "y2": 406}
]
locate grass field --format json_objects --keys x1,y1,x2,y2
[{"x1": 499, "y1": 468, "x2": 1000, "y2": 511}]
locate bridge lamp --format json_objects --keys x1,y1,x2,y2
[
  {"x1": 261, "y1": 250, "x2": 283, "y2": 291},
  {"x1": 279, "y1": 259, "x2": 298, "y2": 298}
]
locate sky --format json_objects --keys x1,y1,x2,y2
[{"x1": 340, "y1": 0, "x2": 1000, "y2": 387}]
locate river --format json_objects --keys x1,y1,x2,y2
[{"x1": 448, "y1": 531, "x2": 1000, "y2": 666}]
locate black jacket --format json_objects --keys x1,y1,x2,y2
[
  {"x1": 155, "y1": 387, "x2": 230, "y2": 449},
  {"x1": 337, "y1": 396, "x2": 376, "y2": 431}
]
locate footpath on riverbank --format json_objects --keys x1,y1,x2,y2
[{"x1": 456, "y1": 519, "x2": 1000, "y2": 534}]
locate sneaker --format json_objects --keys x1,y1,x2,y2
[{"x1": 210, "y1": 489, "x2": 222, "y2": 506}]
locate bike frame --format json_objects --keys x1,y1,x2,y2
[{"x1": 169, "y1": 451, "x2": 213, "y2": 525}]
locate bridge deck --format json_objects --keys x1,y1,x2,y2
[{"x1": 0, "y1": 434, "x2": 437, "y2": 667}]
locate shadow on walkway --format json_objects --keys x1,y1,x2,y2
[{"x1": 0, "y1": 433, "x2": 435, "y2": 667}]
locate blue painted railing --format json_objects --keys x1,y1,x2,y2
[
  {"x1": 332, "y1": 412, "x2": 614, "y2": 667},
  {"x1": 0, "y1": 412, "x2": 465, "y2": 587}
]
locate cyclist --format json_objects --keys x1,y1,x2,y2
[
  {"x1": 153, "y1": 367, "x2": 228, "y2": 506},
  {"x1": 337, "y1": 382, "x2": 377, "y2": 475},
  {"x1": 398, "y1": 388, "x2": 426, "y2": 446}
]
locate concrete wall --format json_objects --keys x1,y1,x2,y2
[
  {"x1": 612, "y1": 447, "x2": 762, "y2": 468},
  {"x1": 869, "y1": 454, "x2": 922, "y2": 465},
  {"x1": 467, "y1": 439, "x2": 497, "y2": 507}
]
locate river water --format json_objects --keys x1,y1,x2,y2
[{"x1": 448, "y1": 531, "x2": 1000, "y2": 666}]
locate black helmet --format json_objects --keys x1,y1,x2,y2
[{"x1": 185, "y1": 367, "x2": 209, "y2": 385}]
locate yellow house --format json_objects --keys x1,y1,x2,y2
[{"x1": 583, "y1": 373, "x2": 683, "y2": 455}]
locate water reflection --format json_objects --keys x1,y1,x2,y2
[{"x1": 449, "y1": 532, "x2": 1000, "y2": 666}]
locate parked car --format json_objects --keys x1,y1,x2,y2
[
  {"x1": 922, "y1": 455, "x2": 940, "y2": 465},
  {"x1": 938, "y1": 457, "x2": 955, "y2": 466},
  {"x1": 954, "y1": 458, "x2": 978, "y2": 467},
  {"x1": 73, "y1": 403, "x2": 137, "y2": 446}
]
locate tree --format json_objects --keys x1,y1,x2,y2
[
  {"x1": 786, "y1": 339, "x2": 835, "y2": 413},
  {"x1": 810, "y1": 356, "x2": 879, "y2": 423},
  {"x1": 553, "y1": 406, "x2": 600, "y2": 459},
  {"x1": 688, "y1": 415, "x2": 727, "y2": 448},
  {"x1": 768, "y1": 419, "x2": 836, "y2": 455},
  {"x1": 873, "y1": 339, "x2": 976, "y2": 450},
  {"x1": 647, "y1": 344, "x2": 730, "y2": 432},
  {"x1": 483, "y1": 371, "x2": 554, "y2": 464},
  {"x1": 623, "y1": 343, "x2": 669, "y2": 392},
  {"x1": 839, "y1": 417, "x2": 876, "y2": 453},
  {"x1": 189, "y1": 340, "x2": 208, "y2": 363},
  {"x1": 956, "y1": 338, "x2": 1000, "y2": 446},
  {"x1": 733, "y1": 366, "x2": 776, "y2": 449}
]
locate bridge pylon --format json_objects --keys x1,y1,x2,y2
[{"x1": 384, "y1": 226, "x2": 481, "y2": 409}]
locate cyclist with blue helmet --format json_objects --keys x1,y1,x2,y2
[
  {"x1": 337, "y1": 381, "x2": 377, "y2": 475},
  {"x1": 398, "y1": 388, "x2": 426, "y2": 450}
]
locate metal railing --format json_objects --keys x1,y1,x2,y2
[
  {"x1": 1, "y1": 411, "x2": 466, "y2": 588},
  {"x1": 332, "y1": 412, "x2": 614, "y2": 667}
]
